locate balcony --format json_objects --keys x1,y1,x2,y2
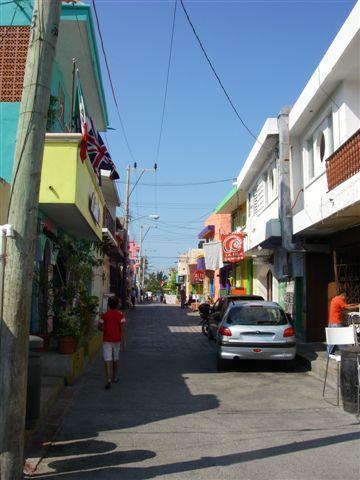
[
  {"x1": 102, "y1": 206, "x2": 116, "y2": 245},
  {"x1": 39, "y1": 133, "x2": 104, "y2": 240},
  {"x1": 326, "y1": 129, "x2": 360, "y2": 191}
]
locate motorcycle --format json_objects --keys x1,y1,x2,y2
[{"x1": 198, "y1": 302, "x2": 212, "y2": 336}]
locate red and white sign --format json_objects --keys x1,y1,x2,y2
[
  {"x1": 193, "y1": 270, "x2": 205, "y2": 283},
  {"x1": 221, "y1": 233, "x2": 244, "y2": 263}
]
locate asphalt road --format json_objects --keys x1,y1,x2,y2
[{"x1": 33, "y1": 303, "x2": 360, "y2": 479}]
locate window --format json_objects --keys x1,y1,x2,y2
[
  {"x1": 306, "y1": 139, "x2": 314, "y2": 180},
  {"x1": 304, "y1": 112, "x2": 333, "y2": 183},
  {"x1": 319, "y1": 133, "x2": 326, "y2": 162},
  {"x1": 227, "y1": 306, "x2": 287, "y2": 326},
  {"x1": 248, "y1": 191, "x2": 254, "y2": 218},
  {"x1": 266, "y1": 162, "x2": 277, "y2": 201}
]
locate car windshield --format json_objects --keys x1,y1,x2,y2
[{"x1": 227, "y1": 306, "x2": 287, "y2": 326}]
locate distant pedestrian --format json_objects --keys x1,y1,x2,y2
[
  {"x1": 328, "y1": 289, "x2": 359, "y2": 353},
  {"x1": 99, "y1": 296, "x2": 126, "y2": 389},
  {"x1": 180, "y1": 287, "x2": 186, "y2": 309},
  {"x1": 130, "y1": 287, "x2": 137, "y2": 309}
]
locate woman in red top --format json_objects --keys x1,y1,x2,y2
[{"x1": 99, "y1": 296, "x2": 126, "y2": 389}]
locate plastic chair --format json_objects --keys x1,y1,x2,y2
[
  {"x1": 323, "y1": 326, "x2": 356, "y2": 405},
  {"x1": 348, "y1": 312, "x2": 360, "y2": 346}
]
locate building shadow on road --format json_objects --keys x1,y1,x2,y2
[
  {"x1": 31, "y1": 430, "x2": 360, "y2": 479},
  {"x1": 28, "y1": 305, "x2": 340, "y2": 479}
]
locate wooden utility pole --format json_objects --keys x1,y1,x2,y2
[
  {"x1": 0, "y1": 2, "x2": 61, "y2": 478},
  {"x1": 138, "y1": 224, "x2": 143, "y2": 294},
  {"x1": 121, "y1": 165, "x2": 131, "y2": 309}
]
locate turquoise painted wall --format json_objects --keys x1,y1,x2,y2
[
  {"x1": 0, "y1": 1, "x2": 108, "y2": 182},
  {"x1": 0, "y1": 103, "x2": 20, "y2": 182},
  {"x1": 0, "y1": 0, "x2": 33, "y2": 26},
  {"x1": 49, "y1": 61, "x2": 71, "y2": 133}
]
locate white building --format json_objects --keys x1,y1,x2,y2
[
  {"x1": 289, "y1": 1, "x2": 360, "y2": 341},
  {"x1": 236, "y1": 118, "x2": 281, "y2": 303}
]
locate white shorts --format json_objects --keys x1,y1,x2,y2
[{"x1": 103, "y1": 342, "x2": 121, "y2": 361}]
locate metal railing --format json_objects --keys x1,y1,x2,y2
[
  {"x1": 103, "y1": 206, "x2": 116, "y2": 239},
  {"x1": 326, "y1": 129, "x2": 360, "y2": 191}
]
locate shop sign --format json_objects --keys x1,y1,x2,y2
[
  {"x1": 221, "y1": 233, "x2": 244, "y2": 263},
  {"x1": 194, "y1": 270, "x2": 205, "y2": 283}
]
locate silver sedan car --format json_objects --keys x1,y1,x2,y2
[{"x1": 216, "y1": 301, "x2": 296, "y2": 370}]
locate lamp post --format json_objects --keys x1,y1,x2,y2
[{"x1": 121, "y1": 164, "x2": 157, "y2": 309}]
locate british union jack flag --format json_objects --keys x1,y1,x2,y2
[{"x1": 87, "y1": 118, "x2": 120, "y2": 180}]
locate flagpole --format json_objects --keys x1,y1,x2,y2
[{"x1": 69, "y1": 58, "x2": 76, "y2": 132}]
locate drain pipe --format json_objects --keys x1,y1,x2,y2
[
  {"x1": 0, "y1": 224, "x2": 14, "y2": 326},
  {"x1": 278, "y1": 106, "x2": 298, "y2": 252}
]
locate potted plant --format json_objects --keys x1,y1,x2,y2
[
  {"x1": 78, "y1": 291, "x2": 99, "y2": 336},
  {"x1": 56, "y1": 309, "x2": 81, "y2": 354}
]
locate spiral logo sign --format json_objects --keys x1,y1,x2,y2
[{"x1": 221, "y1": 233, "x2": 244, "y2": 263}]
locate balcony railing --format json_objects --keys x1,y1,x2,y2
[
  {"x1": 326, "y1": 128, "x2": 360, "y2": 191},
  {"x1": 103, "y1": 206, "x2": 116, "y2": 239}
]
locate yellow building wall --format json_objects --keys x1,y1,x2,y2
[
  {"x1": 39, "y1": 142, "x2": 77, "y2": 204},
  {"x1": 234, "y1": 260, "x2": 248, "y2": 290},
  {"x1": 75, "y1": 153, "x2": 104, "y2": 234},
  {"x1": 39, "y1": 138, "x2": 104, "y2": 239}
]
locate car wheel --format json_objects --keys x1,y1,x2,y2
[
  {"x1": 201, "y1": 322, "x2": 209, "y2": 336},
  {"x1": 216, "y1": 357, "x2": 228, "y2": 371}
]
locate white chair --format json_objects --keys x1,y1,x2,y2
[{"x1": 323, "y1": 326, "x2": 356, "y2": 405}]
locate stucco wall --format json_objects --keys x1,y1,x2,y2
[{"x1": 205, "y1": 212, "x2": 231, "y2": 240}]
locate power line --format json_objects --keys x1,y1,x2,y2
[
  {"x1": 179, "y1": 0, "x2": 263, "y2": 148},
  {"x1": 155, "y1": 0, "x2": 177, "y2": 165},
  {"x1": 115, "y1": 177, "x2": 235, "y2": 187},
  {"x1": 92, "y1": 0, "x2": 136, "y2": 162}
]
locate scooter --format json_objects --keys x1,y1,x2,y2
[{"x1": 198, "y1": 302, "x2": 212, "y2": 336}]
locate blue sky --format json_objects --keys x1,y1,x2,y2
[{"x1": 89, "y1": 0, "x2": 356, "y2": 272}]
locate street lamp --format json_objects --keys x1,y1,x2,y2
[
  {"x1": 129, "y1": 214, "x2": 160, "y2": 223},
  {"x1": 121, "y1": 163, "x2": 157, "y2": 309}
]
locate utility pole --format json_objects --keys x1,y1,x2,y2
[
  {"x1": 138, "y1": 225, "x2": 143, "y2": 295},
  {"x1": 120, "y1": 165, "x2": 157, "y2": 308},
  {"x1": 121, "y1": 165, "x2": 131, "y2": 309},
  {"x1": 0, "y1": 2, "x2": 61, "y2": 478}
]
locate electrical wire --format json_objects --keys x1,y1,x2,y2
[
  {"x1": 179, "y1": 0, "x2": 264, "y2": 148},
  {"x1": 155, "y1": 0, "x2": 177, "y2": 166},
  {"x1": 92, "y1": 0, "x2": 136, "y2": 163},
  {"x1": 115, "y1": 177, "x2": 236, "y2": 187}
]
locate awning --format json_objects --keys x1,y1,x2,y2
[{"x1": 198, "y1": 225, "x2": 214, "y2": 239}]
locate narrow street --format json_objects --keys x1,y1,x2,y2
[{"x1": 31, "y1": 304, "x2": 360, "y2": 480}]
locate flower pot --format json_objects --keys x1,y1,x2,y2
[{"x1": 58, "y1": 336, "x2": 78, "y2": 355}]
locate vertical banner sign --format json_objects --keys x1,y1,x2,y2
[
  {"x1": 194, "y1": 270, "x2": 205, "y2": 283},
  {"x1": 221, "y1": 233, "x2": 244, "y2": 263}
]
